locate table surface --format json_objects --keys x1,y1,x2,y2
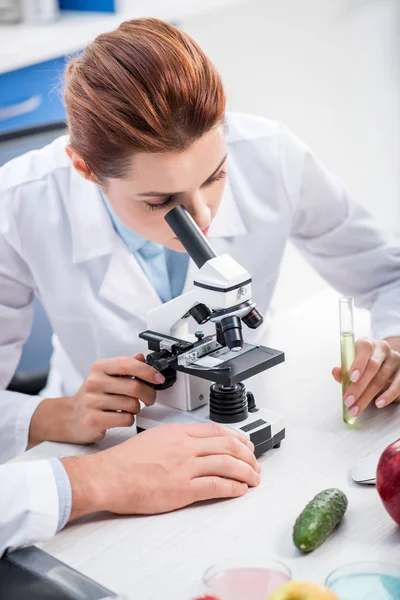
[
  {"x1": 0, "y1": 1, "x2": 241, "y2": 74},
  {"x1": 15, "y1": 288, "x2": 400, "y2": 599}
]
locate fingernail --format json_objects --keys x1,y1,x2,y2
[
  {"x1": 255, "y1": 473, "x2": 261, "y2": 484},
  {"x1": 348, "y1": 405, "x2": 359, "y2": 417},
  {"x1": 247, "y1": 440, "x2": 255, "y2": 451},
  {"x1": 376, "y1": 398, "x2": 386, "y2": 408},
  {"x1": 155, "y1": 373, "x2": 165, "y2": 384},
  {"x1": 344, "y1": 395, "x2": 355, "y2": 408},
  {"x1": 256, "y1": 463, "x2": 262, "y2": 473},
  {"x1": 350, "y1": 370, "x2": 360, "y2": 383}
]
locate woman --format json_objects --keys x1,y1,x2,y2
[{"x1": 1, "y1": 18, "x2": 400, "y2": 553}]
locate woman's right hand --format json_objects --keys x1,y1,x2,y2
[
  {"x1": 62, "y1": 423, "x2": 261, "y2": 520},
  {"x1": 66, "y1": 353, "x2": 164, "y2": 444},
  {"x1": 29, "y1": 353, "x2": 163, "y2": 446}
]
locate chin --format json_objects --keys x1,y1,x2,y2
[{"x1": 167, "y1": 239, "x2": 186, "y2": 253}]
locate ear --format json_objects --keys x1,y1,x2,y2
[{"x1": 65, "y1": 145, "x2": 97, "y2": 182}]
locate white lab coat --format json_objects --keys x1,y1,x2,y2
[{"x1": 1, "y1": 112, "x2": 400, "y2": 554}]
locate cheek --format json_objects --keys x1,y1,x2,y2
[
  {"x1": 133, "y1": 210, "x2": 171, "y2": 241},
  {"x1": 147, "y1": 220, "x2": 172, "y2": 243},
  {"x1": 209, "y1": 180, "x2": 226, "y2": 216},
  {"x1": 107, "y1": 197, "x2": 168, "y2": 240}
]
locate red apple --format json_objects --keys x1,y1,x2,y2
[{"x1": 376, "y1": 438, "x2": 400, "y2": 526}]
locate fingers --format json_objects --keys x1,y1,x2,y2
[
  {"x1": 194, "y1": 455, "x2": 260, "y2": 488},
  {"x1": 344, "y1": 341, "x2": 390, "y2": 413},
  {"x1": 375, "y1": 372, "x2": 400, "y2": 409},
  {"x1": 102, "y1": 377, "x2": 156, "y2": 406},
  {"x1": 190, "y1": 476, "x2": 248, "y2": 503},
  {"x1": 185, "y1": 422, "x2": 253, "y2": 449},
  {"x1": 96, "y1": 356, "x2": 165, "y2": 385},
  {"x1": 332, "y1": 367, "x2": 341, "y2": 383},
  {"x1": 347, "y1": 359, "x2": 398, "y2": 416},
  {"x1": 194, "y1": 435, "x2": 260, "y2": 473},
  {"x1": 99, "y1": 394, "x2": 141, "y2": 414},
  {"x1": 86, "y1": 410, "x2": 135, "y2": 430},
  {"x1": 348, "y1": 338, "x2": 375, "y2": 384}
]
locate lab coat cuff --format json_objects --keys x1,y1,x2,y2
[
  {"x1": 15, "y1": 394, "x2": 45, "y2": 456},
  {"x1": 49, "y1": 458, "x2": 72, "y2": 531},
  {"x1": 22, "y1": 460, "x2": 59, "y2": 547}
]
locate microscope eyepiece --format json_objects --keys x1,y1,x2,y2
[
  {"x1": 220, "y1": 315, "x2": 243, "y2": 351},
  {"x1": 242, "y1": 306, "x2": 264, "y2": 329}
]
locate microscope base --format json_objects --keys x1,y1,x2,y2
[{"x1": 136, "y1": 403, "x2": 285, "y2": 457}]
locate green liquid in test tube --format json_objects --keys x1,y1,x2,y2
[{"x1": 339, "y1": 297, "x2": 357, "y2": 426}]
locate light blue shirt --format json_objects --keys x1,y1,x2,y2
[
  {"x1": 50, "y1": 459, "x2": 72, "y2": 531},
  {"x1": 52, "y1": 192, "x2": 189, "y2": 530}
]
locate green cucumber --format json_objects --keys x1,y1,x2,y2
[{"x1": 293, "y1": 488, "x2": 348, "y2": 552}]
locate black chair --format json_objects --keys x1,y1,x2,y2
[{"x1": 7, "y1": 372, "x2": 49, "y2": 396}]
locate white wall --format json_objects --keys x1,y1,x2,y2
[{"x1": 183, "y1": 0, "x2": 400, "y2": 309}]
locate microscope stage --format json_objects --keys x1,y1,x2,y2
[{"x1": 177, "y1": 342, "x2": 285, "y2": 386}]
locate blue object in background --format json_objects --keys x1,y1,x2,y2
[
  {"x1": 17, "y1": 300, "x2": 53, "y2": 375},
  {"x1": 0, "y1": 57, "x2": 68, "y2": 136},
  {"x1": 59, "y1": 0, "x2": 115, "y2": 11}
]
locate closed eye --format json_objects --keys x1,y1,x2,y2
[
  {"x1": 144, "y1": 196, "x2": 174, "y2": 212},
  {"x1": 144, "y1": 169, "x2": 227, "y2": 212}
]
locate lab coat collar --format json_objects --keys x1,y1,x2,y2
[
  {"x1": 66, "y1": 168, "x2": 116, "y2": 264},
  {"x1": 65, "y1": 170, "x2": 160, "y2": 320},
  {"x1": 98, "y1": 238, "x2": 162, "y2": 320}
]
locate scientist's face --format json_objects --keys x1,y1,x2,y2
[{"x1": 70, "y1": 126, "x2": 227, "y2": 251}]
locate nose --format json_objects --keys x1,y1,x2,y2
[{"x1": 186, "y1": 193, "x2": 211, "y2": 232}]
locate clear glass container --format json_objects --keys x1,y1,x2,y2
[
  {"x1": 203, "y1": 557, "x2": 291, "y2": 600},
  {"x1": 326, "y1": 561, "x2": 400, "y2": 600}
]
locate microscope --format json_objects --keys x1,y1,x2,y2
[{"x1": 136, "y1": 206, "x2": 285, "y2": 456}]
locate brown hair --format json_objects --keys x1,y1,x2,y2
[{"x1": 64, "y1": 18, "x2": 226, "y2": 181}]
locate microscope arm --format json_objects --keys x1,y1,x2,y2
[{"x1": 146, "y1": 287, "x2": 203, "y2": 340}]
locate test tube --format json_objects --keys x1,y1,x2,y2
[{"x1": 339, "y1": 297, "x2": 357, "y2": 425}]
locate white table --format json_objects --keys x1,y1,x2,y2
[{"x1": 15, "y1": 289, "x2": 400, "y2": 599}]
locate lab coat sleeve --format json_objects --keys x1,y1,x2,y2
[
  {"x1": 281, "y1": 126, "x2": 400, "y2": 340},
  {"x1": 0, "y1": 201, "x2": 44, "y2": 463},
  {"x1": 0, "y1": 460, "x2": 59, "y2": 557}
]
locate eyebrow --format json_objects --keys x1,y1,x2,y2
[{"x1": 137, "y1": 154, "x2": 228, "y2": 198}]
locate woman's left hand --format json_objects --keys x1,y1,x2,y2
[{"x1": 332, "y1": 338, "x2": 400, "y2": 418}]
